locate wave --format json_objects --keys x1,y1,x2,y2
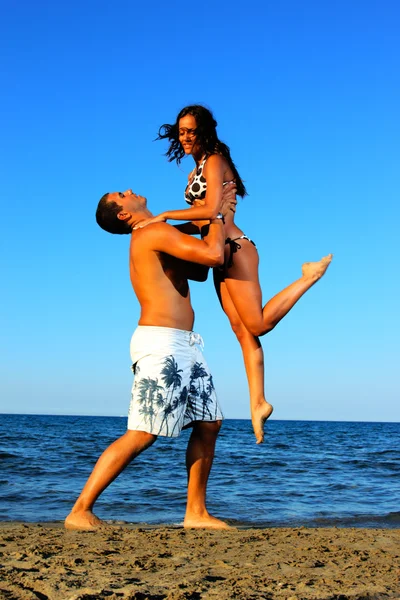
[
  {"x1": 0, "y1": 451, "x2": 18, "y2": 460},
  {"x1": 309, "y1": 511, "x2": 400, "y2": 528}
]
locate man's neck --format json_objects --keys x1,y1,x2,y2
[{"x1": 129, "y1": 209, "x2": 153, "y2": 230}]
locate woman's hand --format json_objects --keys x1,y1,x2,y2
[{"x1": 133, "y1": 214, "x2": 167, "y2": 229}]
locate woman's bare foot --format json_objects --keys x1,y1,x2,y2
[
  {"x1": 252, "y1": 400, "x2": 274, "y2": 444},
  {"x1": 302, "y1": 254, "x2": 333, "y2": 282},
  {"x1": 184, "y1": 512, "x2": 231, "y2": 529},
  {"x1": 64, "y1": 510, "x2": 105, "y2": 531}
]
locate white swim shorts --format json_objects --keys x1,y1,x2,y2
[{"x1": 127, "y1": 326, "x2": 224, "y2": 437}]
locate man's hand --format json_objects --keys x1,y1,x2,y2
[
  {"x1": 133, "y1": 214, "x2": 166, "y2": 230},
  {"x1": 221, "y1": 181, "x2": 237, "y2": 217}
]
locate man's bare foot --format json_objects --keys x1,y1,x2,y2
[
  {"x1": 302, "y1": 254, "x2": 333, "y2": 282},
  {"x1": 184, "y1": 513, "x2": 231, "y2": 529},
  {"x1": 252, "y1": 401, "x2": 274, "y2": 444},
  {"x1": 64, "y1": 510, "x2": 105, "y2": 531}
]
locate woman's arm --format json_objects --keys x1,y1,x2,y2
[
  {"x1": 134, "y1": 155, "x2": 232, "y2": 229},
  {"x1": 173, "y1": 222, "x2": 201, "y2": 235}
]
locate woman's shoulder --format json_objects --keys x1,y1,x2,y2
[
  {"x1": 204, "y1": 153, "x2": 228, "y2": 170},
  {"x1": 205, "y1": 152, "x2": 226, "y2": 164},
  {"x1": 204, "y1": 153, "x2": 231, "y2": 178}
]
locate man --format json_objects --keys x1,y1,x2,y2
[{"x1": 65, "y1": 187, "x2": 236, "y2": 530}]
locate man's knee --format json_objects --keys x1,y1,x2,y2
[
  {"x1": 124, "y1": 429, "x2": 157, "y2": 450},
  {"x1": 193, "y1": 420, "x2": 222, "y2": 441},
  {"x1": 208, "y1": 419, "x2": 222, "y2": 435}
]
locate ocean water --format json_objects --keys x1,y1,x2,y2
[{"x1": 0, "y1": 414, "x2": 399, "y2": 528}]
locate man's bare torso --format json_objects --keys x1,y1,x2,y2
[{"x1": 129, "y1": 228, "x2": 196, "y2": 331}]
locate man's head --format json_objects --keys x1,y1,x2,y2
[{"x1": 96, "y1": 190, "x2": 148, "y2": 234}]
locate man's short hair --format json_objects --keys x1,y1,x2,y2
[{"x1": 95, "y1": 194, "x2": 131, "y2": 235}]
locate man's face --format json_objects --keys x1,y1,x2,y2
[{"x1": 107, "y1": 189, "x2": 147, "y2": 213}]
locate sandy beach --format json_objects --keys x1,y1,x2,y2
[{"x1": 1, "y1": 523, "x2": 399, "y2": 599}]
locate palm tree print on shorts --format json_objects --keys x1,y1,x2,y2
[
  {"x1": 158, "y1": 356, "x2": 185, "y2": 435},
  {"x1": 135, "y1": 376, "x2": 164, "y2": 432},
  {"x1": 188, "y1": 362, "x2": 216, "y2": 420},
  {"x1": 130, "y1": 355, "x2": 217, "y2": 435}
]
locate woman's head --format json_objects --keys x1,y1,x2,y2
[
  {"x1": 177, "y1": 105, "x2": 219, "y2": 158},
  {"x1": 157, "y1": 105, "x2": 247, "y2": 197}
]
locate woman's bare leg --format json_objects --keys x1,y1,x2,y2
[
  {"x1": 216, "y1": 274, "x2": 273, "y2": 444},
  {"x1": 224, "y1": 244, "x2": 332, "y2": 337},
  {"x1": 213, "y1": 246, "x2": 332, "y2": 442},
  {"x1": 65, "y1": 430, "x2": 156, "y2": 530}
]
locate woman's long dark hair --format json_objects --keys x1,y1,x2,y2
[{"x1": 157, "y1": 105, "x2": 247, "y2": 197}]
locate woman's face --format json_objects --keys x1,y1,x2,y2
[{"x1": 178, "y1": 114, "x2": 201, "y2": 156}]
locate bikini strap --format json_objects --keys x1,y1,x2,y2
[
  {"x1": 198, "y1": 156, "x2": 207, "y2": 173},
  {"x1": 225, "y1": 236, "x2": 256, "y2": 268},
  {"x1": 225, "y1": 237, "x2": 242, "y2": 268}
]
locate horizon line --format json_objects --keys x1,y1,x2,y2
[{"x1": 1, "y1": 412, "x2": 399, "y2": 425}]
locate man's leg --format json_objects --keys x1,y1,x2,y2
[
  {"x1": 65, "y1": 430, "x2": 156, "y2": 530},
  {"x1": 184, "y1": 420, "x2": 229, "y2": 529}
]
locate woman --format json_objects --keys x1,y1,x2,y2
[{"x1": 137, "y1": 105, "x2": 332, "y2": 444}]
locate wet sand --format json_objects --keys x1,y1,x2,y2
[{"x1": 1, "y1": 523, "x2": 399, "y2": 599}]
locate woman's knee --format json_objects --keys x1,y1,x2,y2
[
  {"x1": 231, "y1": 317, "x2": 274, "y2": 340},
  {"x1": 246, "y1": 321, "x2": 276, "y2": 337},
  {"x1": 230, "y1": 317, "x2": 251, "y2": 342}
]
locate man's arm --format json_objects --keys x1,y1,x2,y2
[
  {"x1": 173, "y1": 222, "x2": 201, "y2": 235},
  {"x1": 173, "y1": 220, "x2": 209, "y2": 281},
  {"x1": 136, "y1": 218, "x2": 225, "y2": 267},
  {"x1": 181, "y1": 261, "x2": 210, "y2": 282}
]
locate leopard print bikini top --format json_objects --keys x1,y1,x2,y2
[{"x1": 184, "y1": 157, "x2": 208, "y2": 204}]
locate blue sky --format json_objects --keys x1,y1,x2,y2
[{"x1": 1, "y1": 0, "x2": 399, "y2": 422}]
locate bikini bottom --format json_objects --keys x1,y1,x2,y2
[{"x1": 225, "y1": 235, "x2": 256, "y2": 268}]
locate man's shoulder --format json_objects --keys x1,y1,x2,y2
[{"x1": 131, "y1": 222, "x2": 177, "y2": 251}]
